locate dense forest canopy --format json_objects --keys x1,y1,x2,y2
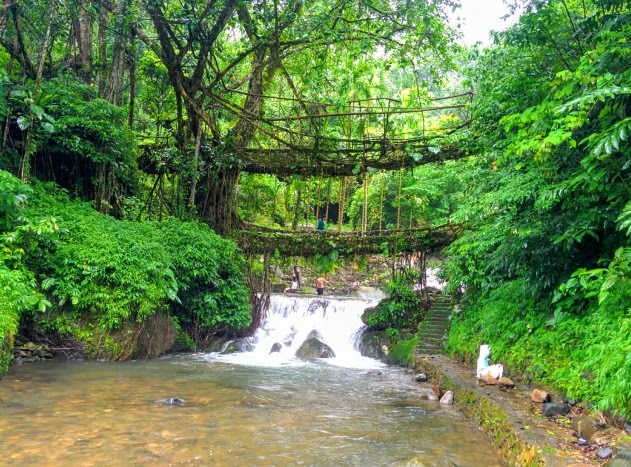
[{"x1": 1, "y1": 0, "x2": 630, "y2": 417}]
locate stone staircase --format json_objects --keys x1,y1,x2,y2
[{"x1": 416, "y1": 293, "x2": 452, "y2": 354}]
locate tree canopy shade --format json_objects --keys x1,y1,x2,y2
[{"x1": 136, "y1": 0, "x2": 461, "y2": 229}]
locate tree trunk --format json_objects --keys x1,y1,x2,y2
[
  {"x1": 106, "y1": 0, "x2": 127, "y2": 106},
  {"x1": 96, "y1": 6, "x2": 108, "y2": 97},
  {"x1": 72, "y1": 1, "x2": 93, "y2": 83},
  {"x1": 19, "y1": 0, "x2": 55, "y2": 181},
  {"x1": 127, "y1": 30, "x2": 136, "y2": 127}
]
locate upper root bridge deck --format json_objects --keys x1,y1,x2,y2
[{"x1": 232, "y1": 223, "x2": 463, "y2": 257}]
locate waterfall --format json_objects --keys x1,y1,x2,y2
[{"x1": 212, "y1": 289, "x2": 385, "y2": 369}]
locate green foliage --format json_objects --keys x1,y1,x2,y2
[
  {"x1": 155, "y1": 218, "x2": 251, "y2": 331},
  {"x1": 445, "y1": 2, "x2": 631, "y2": 417},
  {"x1": 0, "y1": 171, "x2": 51, "y2": 371},
  {"x1": 387, "y1": 334, "x2": 418, "y2": 366},
  {"x1": 3, "y1": 181, "x2": 252, "y2": 355},
  {"x1": 367, "y1": 278, "x2": 424, "y2": 330}
]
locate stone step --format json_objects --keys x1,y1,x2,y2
[
  {"x1": 419, "y1": 337, "x2": 444, "y2": 344},
  {"x1": 422, "y1": 320, "x2": 449, "y2": 326}
]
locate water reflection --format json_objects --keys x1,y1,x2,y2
[{"x1": 0, "y1": 356, "x2": 501, "y2": 466}]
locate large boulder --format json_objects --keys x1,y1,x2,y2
[
  {"x1": 359, "y1": 331, "x2": 389, "y2": 360},
  {"x1": 542, "y1": 402, "x2": 571, "y2": 417},
  {"x1": 222, "y1": 338, "x2": 254, "y2": 354},
  {"x1": 133, "y1": 312, "x2": 177, "y2": 358},
  {"x1": 295, "y1": 338, "x2": 335, "y2": 359}
]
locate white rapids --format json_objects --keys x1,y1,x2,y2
[{"x1": 209, "y1": 288, "x2": 386, "y2": 369}]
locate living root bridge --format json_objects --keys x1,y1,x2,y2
[{"x1": 231, "y1": 223, "x2": 463, "y2": 257}]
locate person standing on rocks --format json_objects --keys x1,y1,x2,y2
[{"x1": 291, "y1": 265, "x2": 301, "y2": 289}]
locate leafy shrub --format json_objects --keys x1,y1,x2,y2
[
  {"x1": 0, "y1": 171, "x2": 51, "y2": 371},
  {"x1": 154, "y1": 218, "x2": 251, "y2": 331},
  {"x1": 16, "y1": 181, "x2": 251, "y2": 351},
  {"x1": 366, "y1": 278, "x2": 424, "y2": 330}
]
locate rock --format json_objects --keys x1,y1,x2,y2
[
  {"x1": 156, "y1": 397, "x2": 185, "y2": 406},
  {"x1": 405, "y1": 368, "x2": 414, "y2": 375},
  {"x1": 222, "y1": 339, "x2": 254, "y2": 354},
  {"x1": 295, "y1": 338, "x2": 335, "y2": 359},
  {"x1": 132, "y1": 312, "x2": 177, "y2": 358},
  {"x1": 366, "y1": 370, "x2": 383, "y2": 377},
  {"x1": 572, "y1": 415, "x2": 608, "y2": 443},
  {"x1": 592, "y1": 428, "x2": 627, "y2": 446},
  {"x1": 542, "y1": 403, "x2": 571, "y2": 417},
  {"x1": 418, "y1": 389, "x2": 439, "y2": 401},
  {"x1": 613, "y1": 443, "x2": 631, "y2": 461},
  {"x1": 432, "y1": 385, "x2": 443, "y2": 399},
  {"x1": 359, "y1": 331, "x2": 388, "y2": 360},
  {"x1": 531, "y1": 388, "x2": 551, "y2": 403},
  {"x1": 478, "y1": 374, "x2": 499, "y2": 385},
  {"x1": 414, "y1": 373, "x2": 428, "y2": 382},
  {"x1": 597, "y1": 446, "x2": 613, "y2": 460},
  {"x1": 439, "y1": 391, "x2": 454, "y2": 405},
  {"x1": 269, "y1": 343, "x2": 282, "y2": 354},
  {"x1": 13, "y1": 342, "x2": 54, "y2": 361},
  {"x1": 498, "y1": 376, "x2": 515, "y2": 389}
]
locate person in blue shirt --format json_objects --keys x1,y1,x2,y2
[{"x1": 316, "y1": 216, "x2": 326, "y2": 231}]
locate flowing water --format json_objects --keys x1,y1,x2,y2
[{"x1": 0, "y1": 293, "x2": 502, "y2": 466}]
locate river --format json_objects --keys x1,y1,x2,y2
[{"x1": 0, "y1": 293, "x2": 502, "y2": 466}]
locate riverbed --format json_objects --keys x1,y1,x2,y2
[{"x1": 0, "y1": 355, "x2": 501, "y2": 466}]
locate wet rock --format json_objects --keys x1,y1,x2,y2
[
  {"x1": 14, "y1": 342, "x2": 54, "y2": 361},
  {"x1": 531, "y1": 388, "x2": 551, "y2": 403},
  {"x1": 609, "y1": 444, "x2": 631, "y2": 465},
  {"x1": 418, "y1": 389, "x2": 439, "y2": 402},
  {"x1": 439, "y1": 391, "x2": 454, "y2": 405},
  {"x1": 597, "y1": 446, "x2": 613, "y2": 460},
  {"x1": 478, "y1": 374, "x2": 499, "y2": 386},
  {"x1": 156, "y1": 397, "x2": 185, "y2": 406},
  {"x1": 269, "y1": 343, "x2": 282, "y2": 354},
  {"x1": 498, "y1": 376, "x2": 515, "y2": 389},
  {"x1": 577, "y1": 437, "x2": 589, "y2": 446},
  {"x1": 359, "y1": 331, "x2": 388, "y2": 360},
  {"x1": 365, "y1": 369, "x2": 383, "y2": 377},
  {"x1": 222, "y1": 339, "x2": 253, "y2": 354},
  {"x1": 571, "y1": 415, "x2": 608, "y2": 443},
  {"x1": 405, "y1": 368, "x2": 414, "y2": 375},
  {"x1": 295, "y1": 338, "x2": 335, "y2": 359},
  {"x1": 542, "y1": 402, "x2": 571, "y2": 417},
  {"x1": 414, "y1": 373, "x2": 428, "y2": 382},
  {"x1": 133, "y1": 312, "x2": 177, "y2": 358}
]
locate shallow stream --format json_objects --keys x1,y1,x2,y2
[{"x1": 0, "y1": 293, "x2": 502, "y2": 466}]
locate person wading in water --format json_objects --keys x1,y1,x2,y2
[{"x1": 315, "y1": 276, "x2": 331, "y2": 296}]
